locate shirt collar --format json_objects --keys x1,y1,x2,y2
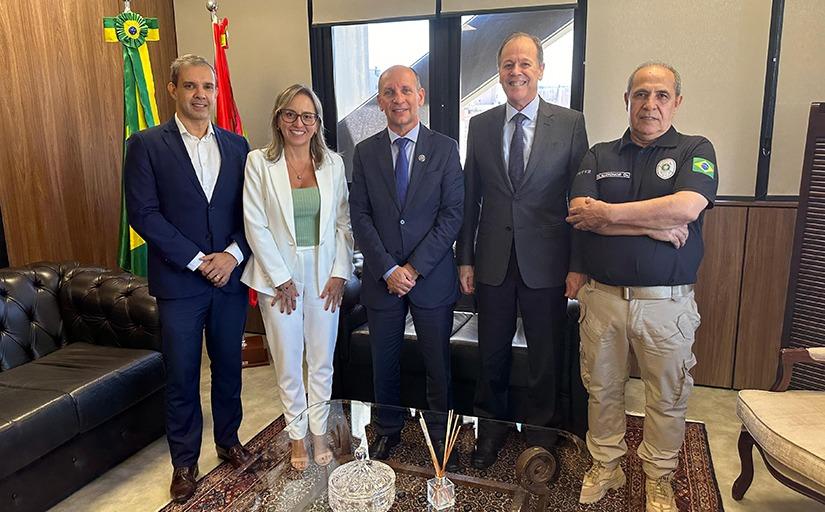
[
  {"x1": 619, "y1": 125, "x2": 679, "y2": 151},
  {"x1": 175, "y1": 113, "x2": 215, "y2": 141},
  {"x1": 505, "y1": 95, "x2": 540, "y2": 124},
  {"x1": 388, "y1": 122, "x2": 420, "y2": 145}
]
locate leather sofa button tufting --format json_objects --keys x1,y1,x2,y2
[{"x1": 0, "y1": 260, "x2": 166, "y2": 511}]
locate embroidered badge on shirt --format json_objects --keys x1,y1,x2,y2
[
  {"x1": 692, "y1": 157, "x2": 715, "y2": 178},
  {"x1": 595, "y1": 171, "x2": 631, "y2": 180},
  {"x1": 656, "y1": 158, "x2": 677, "y2": 180}
]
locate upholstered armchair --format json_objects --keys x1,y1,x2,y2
[{"x1": 733, "y1": 347, "x2": 825, "y2": 504}]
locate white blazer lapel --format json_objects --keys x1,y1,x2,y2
[
  {"x1": 317, "y1": 154, "x2": 333, "y2": 242},
  {"x1": 268, "y1": 157, "x2": 297, "y2": 243}
]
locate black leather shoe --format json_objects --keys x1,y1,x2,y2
[
  {"x1": 217, "y1": 443, "x2": 254, "y2": 469},
  {"x1": 369, "y1": 433, "x2": 401, "y2": 460},
  {"x1": 435, "y1": 439, "x2": 461, "y2": 473},
  {"x1": 170, "y1": 464, "x2": 198, "y2": 503},
  {"x1": 472, "y1": 437, "x2": 503, "y2": 470}
]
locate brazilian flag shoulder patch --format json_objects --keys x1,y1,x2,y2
[{"x1": 692, "y1": 157, "x2": 715, "y2": 178}]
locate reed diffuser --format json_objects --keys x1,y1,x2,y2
[{"x1": 419, "y1": 410, "x2": 461, "y2": 510}]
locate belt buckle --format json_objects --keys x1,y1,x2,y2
[{"x1": 622, "y1": 287, "x2": 633, "y2": 300}]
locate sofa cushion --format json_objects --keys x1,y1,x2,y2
[
  {"x1": 0, "y1": 268, "x2": 65, "y2": 370},
  {"x1": 0, "y1": 386, "x2": 79, "y2": 480},
  {"x1": 450, "y1": 315, "x2": 529, "y2": 385},
  {"x1": 350, "y1": 313, "x2": 528, "y2": 386},
  {"x1": 351, "y1": 311, "x2": 473, "y2": 340},
  {"x1": 450, "y1": 315, "x2": 527, "y2": 347},
  {"x1": 737, "y1": 389, "x2": 825, "y2": 491},
  {"x1": 59, "y1": 269, "x2": 161, "y2": 351},
  {"x1": 0, "y1": 343, "x2": 164, "y2": 432}
]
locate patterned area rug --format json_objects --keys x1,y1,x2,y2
[{"x1": 160, "y1": 412, "x2": 723, "y2": 511}]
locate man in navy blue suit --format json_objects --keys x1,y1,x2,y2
[
  {"x1": 124, "y1": 54, "x2": 252, "y2": 503},
  {"x1": 349, "y1": 65, "x2": 464, "y2": 465}
]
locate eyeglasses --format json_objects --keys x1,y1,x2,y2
[{"x1": 279, "y1": 109, "x2": 319, "y2": 126}]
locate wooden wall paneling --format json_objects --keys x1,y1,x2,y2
[
  {"x1": 734, "y1": 206, "x2": 797, "y2": 389},
  {"x1": 0, "y1": 1, "x2": 176, "y2": 267},
  {"x1": 246, "y1": 305, "x2": 266, "y2": 334},
  {"x1": 692, "y1": 206, "x2": 748, "y2": 387},
  {"x1": 0, "y1": 205, "x2": 7, "y2": 268}
]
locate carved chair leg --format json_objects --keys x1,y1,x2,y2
[{"x1": 732, "y1": 428, "x2": 756, "y2": 500}]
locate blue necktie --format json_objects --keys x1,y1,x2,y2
[
  {"x1": 394, "y1": 137, "x2": 410, "y2": 206},
  {"x1": 508, "y1": 113, "x2": 527, "y2": 189}
]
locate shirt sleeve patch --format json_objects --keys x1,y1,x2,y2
[{"x1": 691, "y1": 157, "x2": 715, "y2": 178}]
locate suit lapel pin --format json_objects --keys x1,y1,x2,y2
[{"x1": 418, "y1": 154, "x2": 426, "y2": 162}]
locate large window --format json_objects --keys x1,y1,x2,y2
[
  {"x1": 332, "y1": 20, "x2": 430, "y2": 178},
  {"x1": 458, "y1": 9, "x2": 574, "y2": 159},
  {"x1": 315, "y1": 6, "x2": 580, "y2": 177}
]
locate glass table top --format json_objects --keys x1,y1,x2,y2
[{"x1": 221, "y1": 400, "x2": 589, "y2": 511}]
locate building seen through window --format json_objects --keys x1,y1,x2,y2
[{"x1": 331, "y1": 9, "x2": 575, "y2": 177}]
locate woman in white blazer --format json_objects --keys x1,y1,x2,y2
[{"x1": 241, "y1": 84, "x2": 353, "y2": 471}]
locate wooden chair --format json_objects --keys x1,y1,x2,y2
[{"x1": 733, "y1": 347, "x2": 825, "y2": 504}]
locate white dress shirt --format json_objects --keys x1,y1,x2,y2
[
  {"x1": 502, "y1": 95, "x2": 540, "y2": 169},
  {"x1": 388, "y1": 122, "x2": 420, "y2": 178},
  {"x1": 174, "y1": 114, "x2": 244, "y2": 271},
  {"x1": 383, "y1": 123, "x2": 420, "y2": 280}
]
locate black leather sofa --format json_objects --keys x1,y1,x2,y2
[
  {"x1": 0, "y1": 262, "x2": 165, "y2": 512},
  {"x1": 332, "y1": 258, "x2": 588, "y2": 439}
]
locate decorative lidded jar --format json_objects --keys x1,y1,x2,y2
[{"x1": 328, "y1": 447, "x2": 396, "y2": 512}]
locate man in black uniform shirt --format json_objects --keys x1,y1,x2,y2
[{"x1": 566, "y1": 62, "x2": 718, "y2": 512}]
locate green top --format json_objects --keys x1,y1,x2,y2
[{"x1": 292, "y1": 187, "x2": 320, "y2": 247}]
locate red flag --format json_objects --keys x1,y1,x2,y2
[
  {"x1": 212, "y1": 17, "x2": 257, "y2": 307},
  {"x1": 213, "y1": 18, "x2": 244, "y2": 135}
]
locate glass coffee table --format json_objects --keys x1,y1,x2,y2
[{"x1": 211, "y1": 400, "x2": 589, "y2": 511}]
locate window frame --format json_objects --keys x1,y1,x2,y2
[{"x1": 309, "y1": 1, "x2": 588, "y2": 151}]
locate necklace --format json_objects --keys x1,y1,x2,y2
[{"x1": 286, "y1": 159, "x2": 309, "y2": 181}]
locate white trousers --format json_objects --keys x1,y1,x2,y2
[{"x1": 258, "y1": 246, "x2": 339, "y2": 440}]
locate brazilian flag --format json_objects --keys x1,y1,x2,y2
[
  {"x1": 103, "y1": 11, "x2": 160, "y2": 276},
  {"x1": 691, "y1": 157, "x2": 715, "y2": 179}
]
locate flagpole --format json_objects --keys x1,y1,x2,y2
[{"x1": 206, "y1": 1, "x2": 218, "y2": 23}]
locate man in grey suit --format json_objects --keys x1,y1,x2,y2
[{"x1": 456, "y1": 32, "x2": 589, "y2": 469}]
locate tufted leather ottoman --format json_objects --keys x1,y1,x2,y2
[{"x1": 0, "y1": 262, "x2": 165, "y2": 512}]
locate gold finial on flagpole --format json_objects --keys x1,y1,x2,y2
[
  {"x1": 122, "y1": 1, "x2": 131, "y2": 13},
  {"x1": 206, "y1": 0, "x2": 219, "y2": 23}
]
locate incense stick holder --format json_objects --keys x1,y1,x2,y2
[{"x1": 426, "y1": 475, "x2": 455, "y2": 510}]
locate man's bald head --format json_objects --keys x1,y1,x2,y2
[
  {"x1": 377, "y1": 65, "x2": 426, "y2": 136},
  {"x1": 378, "y1": 65, "x2": 422, "y2": 92}
]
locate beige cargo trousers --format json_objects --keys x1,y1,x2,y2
[{"x1": 577, "y1": 280, "x2": 700, "y2": 478}]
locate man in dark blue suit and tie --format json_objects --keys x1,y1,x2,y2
[
  {"x1": 124, "y1": 54, "x2": 253, "y2": 503},
  {"x1": 349, "y1": 65, "x2": 464, "y2": 465}
]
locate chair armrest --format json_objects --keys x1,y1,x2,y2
[
  {"x1": 60, "y1": 270, "x2": 162, "y2": 352},
  {"x1": 770, "y1": 347, "x2": 825, "y2": 391}
]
